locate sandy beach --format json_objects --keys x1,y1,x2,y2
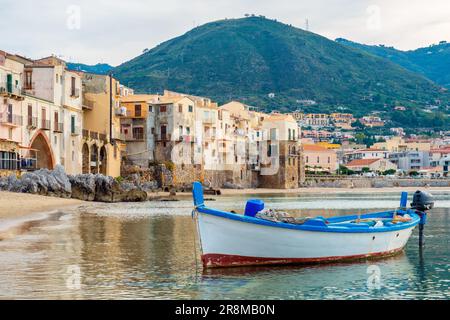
[{"x1": 0, "y1": 191, "x2": 84, "y2": 220}]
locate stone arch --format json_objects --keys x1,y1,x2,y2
[
  {"x1": 82, "y1": 143, "x2": 90, "y2": 174},
  {"x1": 90, "y1": 144, "x2": 99, "y2": 174},
  {"x1": 30, "y1": 130, "x2": 55, "y2": 170},
  {"x1": 99, "y1": 145, "x2": 107, "y2": 175}
]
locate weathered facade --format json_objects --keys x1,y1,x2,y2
[{"x1": 81, "y1": 73, "x2": 130, "y2": 177}]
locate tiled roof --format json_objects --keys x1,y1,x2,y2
[
  {"x1": 303, "y1": 144, "x2": 333, "y2": 152},
  {"x1": 346, "y1": 158, "x2": 381, "y2": 167}
]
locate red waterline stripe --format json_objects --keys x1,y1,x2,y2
[{"x1": 202, "y1": 248, "x2": 404, "y2": 268}]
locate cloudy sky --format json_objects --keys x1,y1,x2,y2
[{"x1": 1, "y1": 0, "x2": 449, "y2": 65}]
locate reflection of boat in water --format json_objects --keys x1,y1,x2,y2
[
  {"x1": 198, "y1": 253, "x2": 417, "y2": 299},
  {"x1": 192, "y1": 182, "x2": 433, "y2": 268}
]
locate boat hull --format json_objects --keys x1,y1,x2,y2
[{"x1": 197, "y1": 212, "x2": 415, "y2": 268}]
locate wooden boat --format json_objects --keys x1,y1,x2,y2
[{"x1": 191, "y1": 182, "x2": 432, "y2": 268}]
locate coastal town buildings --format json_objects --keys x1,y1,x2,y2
[
  {"x1": 330, "y1": 113, "x2": 355, "y2": 129},
  {"x1": 2, "y1": 49, "x2": 449, "y2": 188},
  {"x1": 360, "y1": 116, "x2": 385, "y2": 127},
  {"x1": 389, "y1": 151, "x2": 430, "y2": 172},
  {"x1": 0, "y1": 51, "x2": 24, "y2": 175},
  {"x1": 345, "y1": 158, "x2": 397, "y2": 172},
  {"x1": 119, "y1": 94, "x2": 160, "y2": 167},
  {"x1": 373, "y1": 137, "x2": 431, "y2": 152},
  {"x1": 302, "y1": 144, "x2": 338, "y2": 173},
  {"x1": 1, "y1": 51, "x2": 84, "y2": 175},
  {"x1": 343, "y1": 148, "x2": 390, "y2": 164},
  {"x1": 81, "y1": 73, "x2": 130, "y2": 177}
]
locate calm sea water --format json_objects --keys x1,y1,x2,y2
[{"x1": 0, "y1": 191, "x2": 449, "y2": 299}]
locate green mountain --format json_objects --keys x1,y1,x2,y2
[
  {"x1": 336, "y1": 38, "x2": 450, "y2": 88},
  {"x1": 114, "y1": 17, "x2": 450, "y2": 128},
  {"x1": 67, "y1": 62, "x2": 114, "y2": 75}
]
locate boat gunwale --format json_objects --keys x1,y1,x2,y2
[{"x1": 196, "y1": 206, "x2": 420, "y2": 233}]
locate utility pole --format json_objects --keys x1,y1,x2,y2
[{"x1": 109, "y1": 71, "x2": 114, "y2": 145}]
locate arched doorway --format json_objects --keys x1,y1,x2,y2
[
  {"x1": 30, "y1": 131, "x2": 54, "y2": 170},
  {"x1": 99, "y1": 146, "x2": 107, "y2": 175},
  {"x1": 82, "y1": 143, "x2": 90, "y2": 174},
  {"x1": 90, "y1": 144, "x2": 98, "y2": 174}
]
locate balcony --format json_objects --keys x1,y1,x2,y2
[
  {"x1": 71, "y1": 126, "x2": 81, "y2": 136},
  {"x1": 127, "y1": 132, "x2": 145, "y2": 141},
  {"x1": 202, "y1": 115, "x2": 216, "y2": 124},
  {"x1": 0, "y1": 113, "x2": 22, "y2": 127},
  {"x1": 83, "y1": 129, "x2": 108, "y2": 143},
  {"x1": 99, "y1": 133, "x2": 107, "y2": 143},
  {"x1": 83, "y1": 98, "x2": 95, "y2": 110},
  {"x1": 40, "y1": 119, "x2": 51, "y2": 130},
  {"x1": 26, "y1": 116, "x2": 38, "y2": 128},
  {"x1": 115, "y1": 107, "x2": 127, "y2": 117},
  {"x1": 0, "y1": 82, "x2": 24, "y2": 101},
  {"x1": 70, "y1": 88, "x2": 80, "y2": 98},
  {"x1": 54, "y1": 123, "x2": 64, "y2": 133},
  {"x1": 157, "y1": 133, "x2": 171, "y2": 142}
]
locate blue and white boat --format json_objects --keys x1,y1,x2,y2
[{"x1": 191, "y1": 182, "x2": 433, "y2": 268}]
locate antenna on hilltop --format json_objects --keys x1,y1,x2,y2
[{"x1": 305, "y1": 18, "x2": 309, "y2": 31}]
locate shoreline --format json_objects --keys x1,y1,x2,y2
[
  {"x1": 147, "y1": 186, "x2": 450, "y2": 200},
  {"x1": 218, "y1": 186, "x2": 450, "y2": 195},
  {"x1": 0, "y1": 191, "x2": 85, "y2": 220},
  {"x1": 0, "y1": 191, "x2": 86, "y2": 241}
]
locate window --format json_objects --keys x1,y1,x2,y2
[
  {"x1": 179, "y1": 125, "x2": 183, "y2": 138},
  {"x1": 328, "y1": 157, "x2": 330, "y2": 164},
  {"x1": 288, "y1": 129, "x2": 291, "y2": 141},
  {"x1": 54, "y1": 112, "x2": 59, "y2": 125},
  {"x1": 132, "y1": 127, "x2": 144, "y2": 140},
  {"x1": 151, "y1": 127, "x2": 155, "y2": 134},
  {"x1": 188, "y1": 105, "x2": 193, "y2": 112},
  {"x1": 71, "y1": 115, "x2": 76, "y2": 134},
  {"x1": 27, "y1": 104, "x2": 33, "y2": 126},
  {"x1": 186, "y1": 127, "x2": 190, "y2": 135},
  {"x1": 54, "y1": 135, "x2": 57, "y2": 145},
  {"x1": 135, "y1": 104, "x2": 142, "y2": 117},
  {"x1": 149, "y1": 105, "x2": 153, "y2": 112},
  {"x1": 25, "y1": 71, "x2": 32, "y2": 89},
  {"x1": 317, "y1": 156, "x2": 320, "y2": 163},
  {"x1": 71, "y1": 77, "x2": 76, "y2": 96},
  {"x1": 161, "y1": 125, "x2": 167, "y2": 139},
  {"x1": 72, "y1": 151, "x2": 75, "y2": 161},
  {"x1": 178, "y1": 104, "x2": 183, "y2": 113},
  {"x1": 160, "y1": 105, "x2": 167, "y2": 112}
]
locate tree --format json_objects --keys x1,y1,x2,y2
[
  {"x1": 361, "y1": 167, "x2": 371, "y2": 173},
  {"x1": 338, "y1": 165, "x2": 354, "y2": 175},
  {"x1": 382, "y1": 169, "x2": 396, "y2": 175}
]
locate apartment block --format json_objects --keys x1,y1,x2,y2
[
  {"x1": 1, "y1": 51, "x2": 83, "y2": 175},
  {"x1": 389, "y1": 151, "x2": 430, "y2": 172}
]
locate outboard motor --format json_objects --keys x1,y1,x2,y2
[
  {"x1": 410, "y1": 190, "x2": 434, "y2": 247},
  {"x1": 411, "y1": 190, "x2": 434, "y2": 212}
]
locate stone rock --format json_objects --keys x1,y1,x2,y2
[
  {"x1": 2, "y1": 165, "x2": 71, "y2": 198},
  {"x1": 69, "y1": 174, "x2": 96, "y2": 201},
  {"x1": 140, "y1": 181, "x2": 158, "y2": 192},
  {"x1": 223, "y1": 182, "x2": 244, "y2": 189}
]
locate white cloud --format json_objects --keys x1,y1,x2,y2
[{"x1": 1, "y1": 0, "x2": 449, "y2": 65}]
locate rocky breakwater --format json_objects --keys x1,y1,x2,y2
[{"x1": 0, "y1": 165, "x2": 148, "y2": 203}]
